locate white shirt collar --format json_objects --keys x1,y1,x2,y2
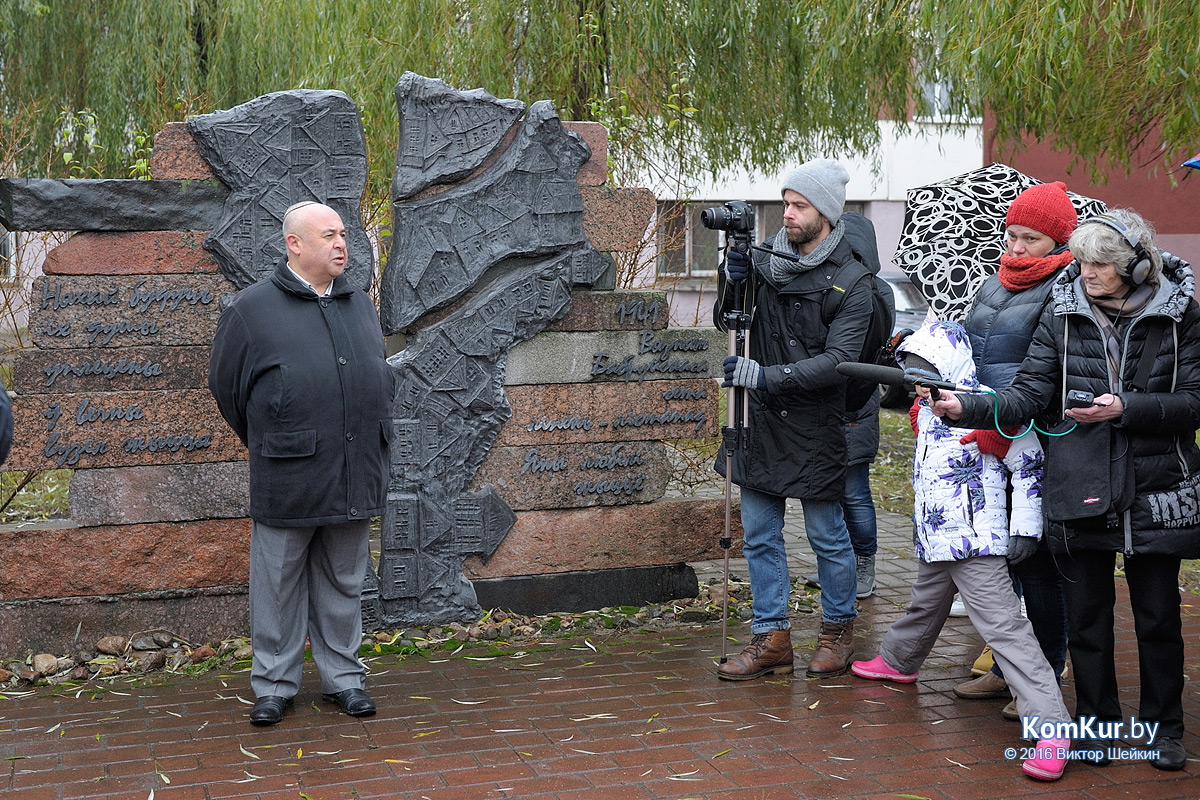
[{"x1": 287, "y1": 265, "x2": 332, "y2": 297}]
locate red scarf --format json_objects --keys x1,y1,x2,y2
[{"x1": 997, "y1": 250, "x2": 1075, "y2": 291}]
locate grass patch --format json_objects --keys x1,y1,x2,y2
[
  {"x1": 870, "y1": 407, "x2": 916, "y2": 515},
  {"x1": 0, "y1": 469, "x2": 71, "y2": 523}
]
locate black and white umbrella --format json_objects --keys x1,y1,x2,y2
[{"x1": 893, "y1": 163, "x2": 1108, "y2": 321}]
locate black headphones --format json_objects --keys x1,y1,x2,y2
[{"x1": 1087, "y1": 214, "x2": 1152, "y2": 287}]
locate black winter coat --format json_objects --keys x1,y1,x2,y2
[
  {"x1": 208, "y1": 261, "x2": 394, "y2": 527},
  {"x1": 713, "y1": 233, "x2": 872, "y2": 500},
  {"x1": 964, "y1": 271, "x2": 1059, "y2": 390},
  {"x1": 957, "y1": 256, "x2": 1200, "y2": 557}
]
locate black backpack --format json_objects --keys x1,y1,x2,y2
[
  {"x1": 819, "y1": 265, "x2": 894, "y2": 413},
  {"x1": 814, "y1": 211, "x2": 897, "y2": 414}
]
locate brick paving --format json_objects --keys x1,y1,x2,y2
[{"x1": 3, "y1": 507, "x2": 1199, "y2": 799}]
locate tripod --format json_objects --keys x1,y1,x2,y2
[{"x1": 719, "y1": 230, "x2": 752, "y2": 665}]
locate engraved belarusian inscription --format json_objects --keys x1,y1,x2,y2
[
  {"x1": 6, "y1": 389, "x2": 243, "y2": 470},
  {"x1": 472, "y1": 441, "x2": 670, "y2": 510},
  {"x1": 29, "y1": 275, "x2": 226, "y2": 350},
  {"x1": 497, "y1": 380, "x2": 718, "y2": 447},
  {"x1": 16, "y1": 347, "x2": 211, "y2": 393}
]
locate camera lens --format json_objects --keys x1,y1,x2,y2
[{"x1": 700, "y1": 207, "x2": 732, "y2": 230}]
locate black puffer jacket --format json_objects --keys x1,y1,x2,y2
[
  {"x1": 964, "y1": 271, "x2": 1059, "y2": 389},
  {"x1": 209, "y1": 260, "x2": 395, "y2": 527},
  {"x1": 957, "y1": 255, "x2": 1200, "y2": 556},
  {"x1": 713, "y1": 232, "x2": 872, "y2": 500}
]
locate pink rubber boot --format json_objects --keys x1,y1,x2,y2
[
  {"x1": 850, "y1": 655, "x2": 918, "y2": 684},
  {"x1": 1022, "y1": 737, "x2": 1069, "y2": 781}
]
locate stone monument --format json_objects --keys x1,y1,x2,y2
[{"x1": 0, "y1": 76, "x2": 741, "y2": 655}]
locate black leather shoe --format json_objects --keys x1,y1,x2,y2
[
  {"x1": 1152, "y1": 736, "x2": 1187, "y2": 771},
  {"x1": 322, "y1": 688, "x2": 376, "y2": 718},
  {"x1": 249, "y1": 695, "x2": 293, "y2": 726},
  {"x1": 1072, "y1": 739, "x2": 1112, "y2": 766}
]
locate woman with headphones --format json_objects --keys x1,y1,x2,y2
[
  {"x1": 954, "y1": 182, "x2": 1079, "y2": 723},
  {"x1": 927, "y1": 208, "x2": 1200, "y2": 772}
]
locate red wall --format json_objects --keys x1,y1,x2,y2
[{"x1": 984, "y1": 110, "x2": 1200, "y2": 266}]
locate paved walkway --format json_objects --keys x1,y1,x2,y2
[{"x1": 3, "y1": 507, "x2": 1199, "y2": 799}]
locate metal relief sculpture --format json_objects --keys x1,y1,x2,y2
[
  {"x1": 381, "y1": 87, "x2": 609, "y2": 333},
  {"x1": 374, "y1": 75, "x2": 610, "y2": 624},
  {"x1": 391, "y1": 72, "x2": 524, "y2": 199},
  {"x1": 187, "y1": 90, "x2": 374, "y2": 290}
]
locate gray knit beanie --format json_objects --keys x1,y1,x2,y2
[{"x1": 781, "y1": 159, "x2": 850, "y2": 225}]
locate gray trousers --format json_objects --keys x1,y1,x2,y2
[
  {"x1": 249, "y1": 520, "x2": 370, "y2": 698},
  {"x1": 879, "y1": 555, "x2": 1070, "y2": 726}
]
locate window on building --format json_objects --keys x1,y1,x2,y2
[
  {"x1": 0, "y1": 225, "x2": 15, "y2": 282},
  {"x1": 657, "y1": 199, "x2": 864, "y2": 279}
]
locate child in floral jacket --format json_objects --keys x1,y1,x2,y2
[{"x1": 850, "y1": 321, "x2": 1072, "y2": 782}]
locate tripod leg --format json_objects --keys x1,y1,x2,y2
[{"x1": 720, "y1": 326, "x2": 738, "y2": 664}]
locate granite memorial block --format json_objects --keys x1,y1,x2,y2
[
  {"x1": 67, "y1": 463, "x2": 251, "y2": 527},
  {"x1": 0, "y1": 518, "x2": 251, "y2": 600},
  {"x1": 464, "y1": 498, "x2": 742, "y2": 579},
  {"x1": 187, "y1": 90, "x2": 373, "y2": 290},
  {"x1": 149, "y1": 122, "x2": 217, "y2": 180},
  {"x1": 41, "y1": 231, "x2": 219, "y2": 276},
  {"x1": 503, "y1": 327, "x2": 725, "y2": 385}
]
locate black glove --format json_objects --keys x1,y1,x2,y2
[
  {"x1": 722, "y1": 355, "x2": 764, "y2": 389},
  {"x1": 1006, "y1": 535, "x2": 1039, "y2": 566},
  {"x1": 724, "y1": 250, "x2": 751, "y2": 282}
]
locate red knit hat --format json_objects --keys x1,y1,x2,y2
[{"x1": 1004, "y1": 181, "x2": 1078, "y2": 244}]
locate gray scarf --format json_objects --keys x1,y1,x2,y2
[
  {"x1": 1087, "y1": 284, "x2": 1154, "y2": 382},
  {"x1": 769, "y1": 220, "x2": 846, "y2": 284}
]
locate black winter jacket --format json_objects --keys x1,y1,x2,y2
[
  {"x1": 957, "y1": 256, "x2": 1200, "y2": 557},
  {"x1": 713, "y1": 232, "x2": 872, "y2": 499},
  {"x1": 208, "y1": 260, "x2": 394, "y2": 527},
  {"x1": 963, "y1": 271, "x2": 1059, "y2": 390}
]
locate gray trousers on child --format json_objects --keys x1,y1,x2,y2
[
  {"x1": 249, "y1": 520, "x2": 370, "y2": 698},
  {"x1": 879, "y1": 555, "x2": 1070, "y2": 727}
]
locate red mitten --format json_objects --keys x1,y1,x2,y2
[
  {"x1": 908, "y1": 397, "x2": 921, "y2": 435},
  {"x1": 960, "y1": 428, "x2": 1011, "y2": 459}
]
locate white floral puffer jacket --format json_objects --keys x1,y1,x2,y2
[{"x1": 897, "y1": 322, "x2": 1045, "y2": 563}]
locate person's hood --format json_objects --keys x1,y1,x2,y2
[
  {"x1": 841, "y1": 211, "x2": 882, "y2": 276},
  {"x1": 895, "y1": 320, "x2": 981, "y2": 390},
  {"x1": 1051, "y1": 250, "x2": 1196, "y2": 322}
]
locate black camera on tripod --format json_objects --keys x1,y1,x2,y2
[
  {"x1": 700, "y1": 200, "x2": 755, "y2": 234},
  {"x1": 701, "y1": 200, "x2": 755, "y2": 257}
]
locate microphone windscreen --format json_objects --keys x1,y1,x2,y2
[{"x1": 836, "y1": 361, "x2": 907, "y2": 386}]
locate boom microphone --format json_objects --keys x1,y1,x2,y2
[{"x1": 836, "y1": 362, "x2": 978, "y2": 393}]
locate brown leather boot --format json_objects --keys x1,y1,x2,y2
[
  {"x1": 716, "y1": 630, "x2": 794, "y2": 681},
  {"x1": 805, "y1": 619, "x2": 855, "y2": 678}
]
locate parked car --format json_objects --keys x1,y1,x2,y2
[{"x1": 878, "y1": 270, "x2": 931, "y2": 408}]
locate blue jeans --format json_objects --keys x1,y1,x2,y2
[
  {"x1": 840, "y1": 461, "x2": 877, "y2": 558},
  {"x1": 740, "y1": 486, "x2": 858, "y2": 632}
]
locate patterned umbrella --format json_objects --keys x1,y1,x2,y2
[
  {"x1": 893, "y1": 163, "x2": 1108, "y2": 321},
  {"x1": 1185, "y1": 152, "x2": 1200, "y2": 171}
]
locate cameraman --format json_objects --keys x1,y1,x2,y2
[{"x1": 714, "y1": 159, "x2": 873, "y2": 681}]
